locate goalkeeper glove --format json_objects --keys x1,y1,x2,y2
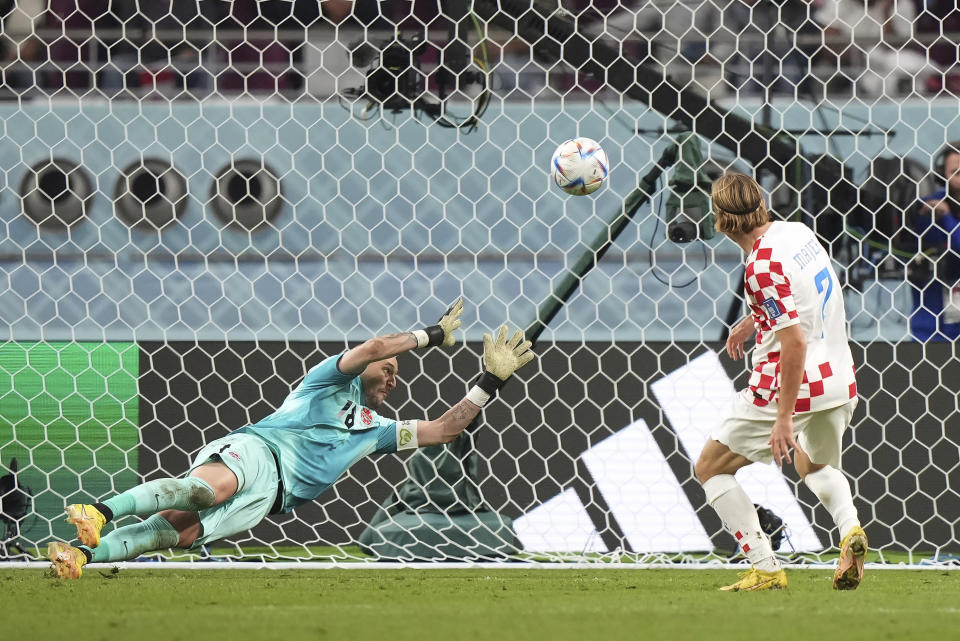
[
  {"x1": 467, "y1": 325, "x2": 535, "y2": 407},
  {"x1": 412, "y1": 298, "x2": 463, "y2": 348}
]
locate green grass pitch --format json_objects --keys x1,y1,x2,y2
[{"x1": 4, "y1": 568, "x2": 958, "y2": 641}]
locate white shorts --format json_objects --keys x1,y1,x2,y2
[{"x1": 712, "y1": 394, "x2": 858, "y2": 468}]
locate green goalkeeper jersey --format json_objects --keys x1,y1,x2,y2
[{"x1": 236, "y1": 353, "x2": 398, "y2": 512}]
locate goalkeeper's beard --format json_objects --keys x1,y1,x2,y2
[
  {"x1": 362, "y1": 383, "x2": 392, "y2": 410},
  {"x1": 365, "y1": 389, "x2": 387, "y2": 410}
]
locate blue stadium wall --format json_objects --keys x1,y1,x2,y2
[{"x1": 1, "y1": 101, "x2": 952, "y2": 344}]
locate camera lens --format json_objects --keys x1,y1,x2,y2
[{"x1": 668, "y1": 220, "x2": 697, "y2": 243}]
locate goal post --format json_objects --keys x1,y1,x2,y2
[{"x1": 1, "y1": 1, "x2": 959, "y2": 566}]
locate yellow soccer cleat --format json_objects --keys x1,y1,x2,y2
[
  {"x1": 46, "y1": 542, "x2": 88, "y2": 579},
  {"x1": 65, "y1": 504, "x2": 107, "y2": 548},
  {"x1": 834, "y1": 526, "x2": 868, "y2": 590},
  {"x1": 720, "y1": 566, "x2": 788, "y2": 592}
]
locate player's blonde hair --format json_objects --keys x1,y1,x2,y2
[{"x1": 712, "y1": 172, "x2": 771, "y2": 236}]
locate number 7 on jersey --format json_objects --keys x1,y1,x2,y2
[{"x1": 814, "y1": 267, "x2": 833, "y2": 337}]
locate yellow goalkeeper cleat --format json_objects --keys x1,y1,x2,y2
[
  {"x1": 65, "y1": 504, "x2": 107, "y2": 548},
  {"x1": 834, "y1": 526, "x2": 868, "y2": 590},
  {"x1": 720, "y1": 567, "x2": 788, "y2": 592},
  {"x1": 46, "y1": 542, "x2": 88, "y2": 579}
]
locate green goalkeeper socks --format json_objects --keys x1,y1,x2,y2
[
  {"x1": 102, "y1": 477, "x2": 216, "y2": 520},
  {"x1": 86, "y1": 514, "x2": 181, "y2": 563}
]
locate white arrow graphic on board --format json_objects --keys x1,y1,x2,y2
[{"x1": 650, "y1": 350, "x2": 822, "y2": 552}]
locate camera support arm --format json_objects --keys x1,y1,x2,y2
[{"x1": 524, "y1": 143, "x2": 679, "y2": 345}]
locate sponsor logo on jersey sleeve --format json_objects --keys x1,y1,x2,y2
[{"x1": 761, "y1": 297, "x2": 783, "y2": 319}]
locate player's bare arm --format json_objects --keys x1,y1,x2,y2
[
  {"x1": 769, "y1": 323, "x2": 806, "y2": 466},
  {"x1": 416, "y1": 324, "x2": 535, "y2": 447},
  {"x1": 725, "y1": 315, "x2": 756, "y2": 360},
  {"x1": 339, "y1": 299, "x2": 463, "y2": 374},
  {"x1": 417, "y1": 398, "x2": 483, "y2": 446},
  {"x1": 338, "y1": 333, "x2": 419, "y2": 375}
]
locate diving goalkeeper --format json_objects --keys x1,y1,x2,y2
[{"x1": 47, "y1": 300, "x2": 535, "y2": 578}]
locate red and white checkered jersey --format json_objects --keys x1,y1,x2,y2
[{"x1": 742, "y1": 221, "x2": 857, "y2": 413}]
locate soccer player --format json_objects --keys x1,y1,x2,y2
[
  {"x1": 46, "y1": 300, "x2": 535, "y2": 578},
  {"x1": 695, "y1": 172, "x2": 867, "y2": 592}
]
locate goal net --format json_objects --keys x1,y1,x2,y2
[{"x1": 1, "y1": 0, "x2": 958, "y2": 566}]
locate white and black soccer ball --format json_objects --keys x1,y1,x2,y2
[{"x1": 550, "y1": 137, "x2": 609, "y2": 196}]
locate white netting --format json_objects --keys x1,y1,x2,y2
[{"x1": 1, "y1": 1, "x2": 958, "y2": 566}]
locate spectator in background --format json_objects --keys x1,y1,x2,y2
[
  {"x1": 0, "y1": 0, "x2": 45, "y2": 95},
  {"x1": 43, "y1": 0, "x2": 101, "y2": 94},
  {"x1": 813, "y1": 0, "x2": 941, "y2": 97},
  {"x1": 585, "y1": 0, "x2": 817, "y2": 99},
  {"x1": 302, "y1": 0, "x2": 398, "y2": 99},
  {"x1": 97, "y1": 1, "x2": 214, "y2": 98},
  {"x1": 321, "y1": 0, "x2": 354, "y2": 23},
  {"x1": 909, "y1": 142, "x2": 960, "y2": 341},
  {"x1": 212, "y1": 0, "x2": 411, "y2": 97},
  {"x1": 42, "y1": 0, "x2": 209, "y2": 97},
  {"x1": 696, "y1": 0, "x2": 818, "y2": 97},
  {"x1": 205, "y1": 0, "x2": 301, "y2": 95},
  {"x1": 915, "y1": 0, "x2": 960, "y2": 93},
  {"x1": 581, "y1": 0, "x2": 700, "y2": 92}
]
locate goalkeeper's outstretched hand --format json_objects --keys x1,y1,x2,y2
[
  {"x1": 437, "y1": 298, "x2": 463, "y2": 348},
  {"x1": 483, "y1": 325, "x2": 535, "y2": 381}
]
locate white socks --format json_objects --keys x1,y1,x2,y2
[
  {"x1": 702, "y1": 466, "x2": 860, "y2": 571},
  {"x1": 703, "y1": 474, "x2": 780, "y2": 572},
  {"x1": 804, "y1": 465, "x2": 861, "y2": 537}
]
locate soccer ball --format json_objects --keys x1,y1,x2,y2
[{"x1": 551, "y1": 137, "x2": 609, "y2": 196}]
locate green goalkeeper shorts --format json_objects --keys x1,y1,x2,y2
[{"x1": 187, "y1": 433, "x2": 280, "y2": 548}]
